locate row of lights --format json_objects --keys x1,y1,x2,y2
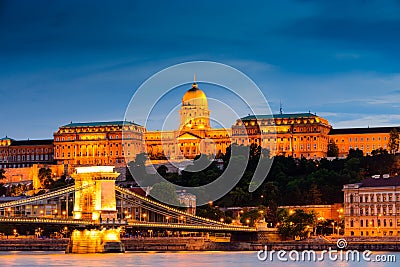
[
  {"x1": 0, "y1": 186, "x2": 75, "y2": 209},
  {"x1": 128, "y1": 221, "x2": 256, "y2": 231},
  {"x1": 118, "y1": 187, "x2": 253, "y2": 229}
]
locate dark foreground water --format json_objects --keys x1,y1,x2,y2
[{"x1": 0, "y1": 251, "x2": 398, "y2": 267}]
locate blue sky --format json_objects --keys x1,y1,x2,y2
[{"x1": 1, "y1": 0, "x2": 400, "y2": 139}]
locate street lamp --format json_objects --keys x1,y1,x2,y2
[
  {"x1": 377, "y1": 213, "x2": 382, "y2": 236},
  {"x1": 331, "y1": 222, "x2": 335, "y2": 235},
  {"x1": 246, "y1": 219, "x2": 250, "y2": 226},
  {"x1": 142, "y1": 213, "x2": 147, "y2": 222},
  {"x1": 62, "y1": 210, "x2": 66, "y2": 218}
]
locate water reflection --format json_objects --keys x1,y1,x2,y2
[{"x1": 0, "y1": 251, "x2": 398, "y2": 267}]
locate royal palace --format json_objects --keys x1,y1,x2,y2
[{"x1": 1, "y1": 80, "x2": 399, "y2": 175}]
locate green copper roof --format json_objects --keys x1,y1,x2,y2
[
  {"x1": 61, "y1": 121, "x2": 141, "y2": 128},
  {"x1": 241, "y1": 113, "x2": 318, "y2": 120},
  {"x1": 0, "y1": 136, "x2": 13, "y2": 141}
]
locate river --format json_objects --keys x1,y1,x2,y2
[{"x1": 0, "y1": 251, "x2": 398, "y2": 266}]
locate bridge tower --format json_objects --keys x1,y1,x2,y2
[{"x1": 71, "y1": 166, "x2": 119, "y2": 221}]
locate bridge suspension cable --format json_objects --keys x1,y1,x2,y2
[{"x1": 116, "y1": 186, "x2": 254, "y2": 230}]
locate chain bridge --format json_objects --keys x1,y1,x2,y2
[{"x1": 0, "y1": 166, "x2": 256, "y2": 235}]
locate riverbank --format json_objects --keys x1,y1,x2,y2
[{"x1": 0, "y1": 237, "x2": 400, "y2": 251}]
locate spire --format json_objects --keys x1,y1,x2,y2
[{"x1": 192, "y1": 73, "x2": 198, "y2": 88}]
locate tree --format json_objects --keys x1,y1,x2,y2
[
  {"x1": 366, "y1": 148, "x2": 394, "y2": 176},
  {"x1": 308, "y1": 184, "x2": 322, "y2": 205},
  {"x1": 277, "y1": 209, "x2": 316, "y2": 240},
  {"x1": 149, "y1": 182, "x2": 180, "y2": 206},
  {"x1": 388, "y1": 128, "x2": 400, "y2": 154},
  {"x1": 327, "y1": 139, "x2": 339, "y2": 157},
  {"x1": 196, "y1": 204, "x2": 227, "y2": 222},
  {"x1": 9, "y1": 184, "x2": 26, "y2": 196},
  {"x1": 156, "y1": 165, "x2": 168, "y2": 177},
  {"x1": 0, "y1": 169, "x2": 5, "y2": 180},
  {"x1": 347, "y1": 148, "x2": 363, "y2": 159},
  {"x1": 128, "y1": 153, "x2": 148, "y2": 184},
  {"x1": 38, "y1": 168, "x2": 53, "y2": 189}
]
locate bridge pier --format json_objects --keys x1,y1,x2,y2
[{"x1": 72, "y1": 166, "x2": 119, "y2": 221}]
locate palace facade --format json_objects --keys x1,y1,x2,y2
[
  {"x1": 0, "y1": 137, "x2": 54, "y2": 169},
  {"x1": 329, "y1": 127, "x2": 396, "y2": 157},
  {"x1": 2, "y1": 79, "x2": 400, "y2": 173},
  {"x1": 343, "y1": 176, "x2": 400, "y2": 237},
  {"x1": 232, "y1": 113, "x2": 332, "y2": 159},
  {"x1": 53, "y1": 121, "x2": 145, "y2": 167}
]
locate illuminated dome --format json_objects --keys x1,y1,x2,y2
[{"x1": 182, "y1": 82, "x2": 208, "y2": 108}]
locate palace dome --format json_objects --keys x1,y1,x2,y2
[{"x1": 182, "y1": 82, "x2": 208, "y2": 107}]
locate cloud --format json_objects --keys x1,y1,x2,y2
[{"x1": 332, "y1": 114, "x2": 400, "y2": 128}]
